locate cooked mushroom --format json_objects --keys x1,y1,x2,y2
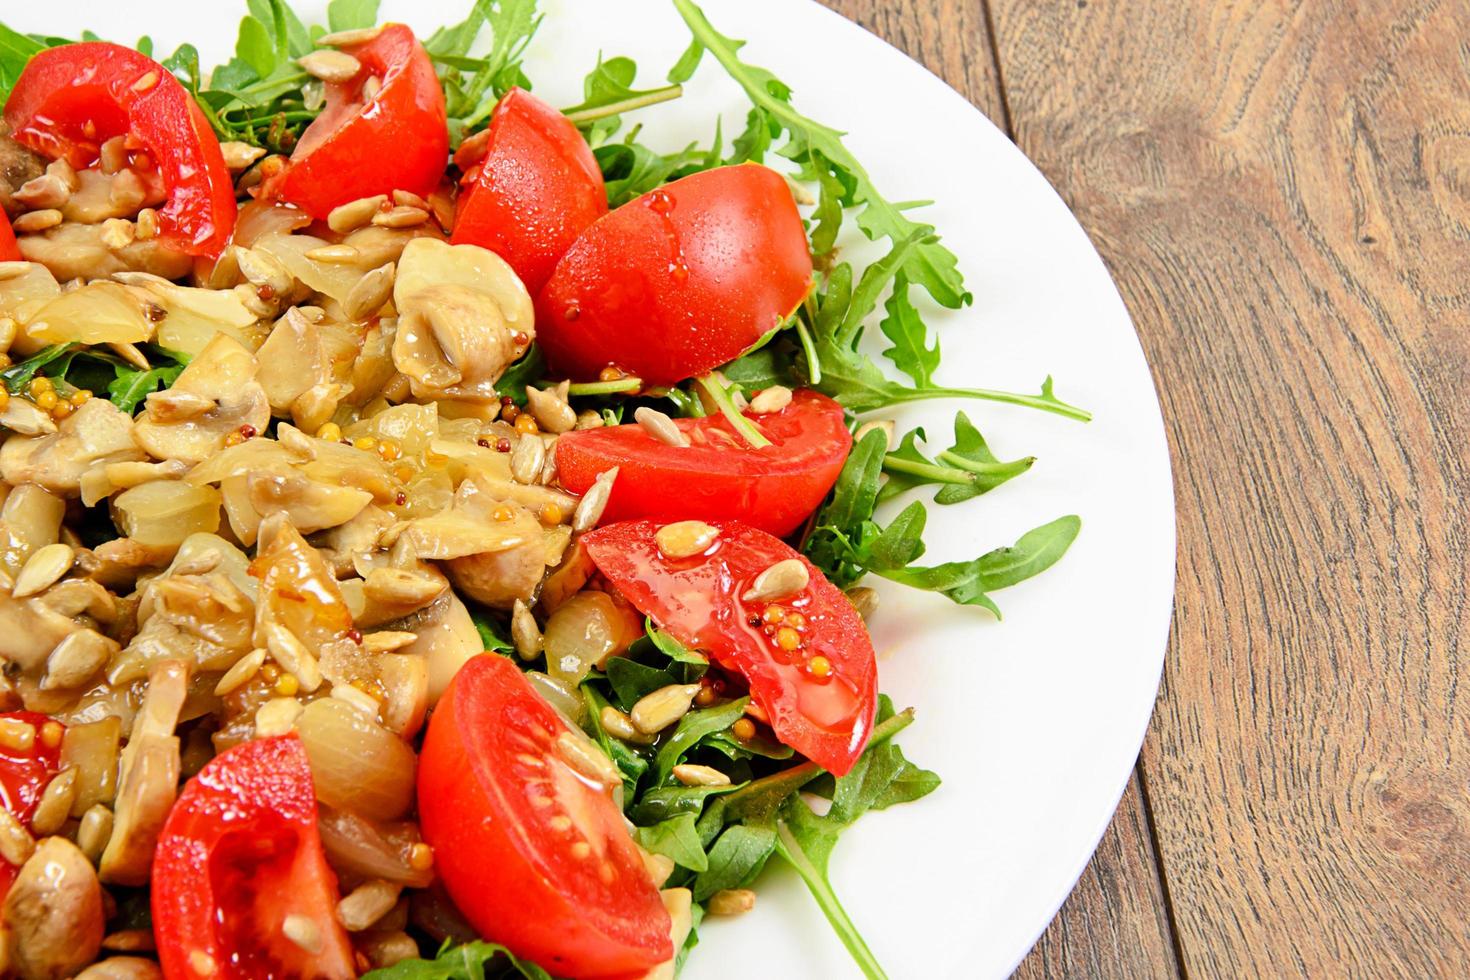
[
  {"x1": 389, "y1": 591, "x2": 483, "y2": 704},
  {"x1": 111, "y1": 571, "x2": 254, "y2": 685},
  {"x1": 16, "y1": 222, "x2": 192, "y2": 283},
  {"x1": 74, "y1": 958, "x2": 164, "y2": 980},
  {"x1": 0, "y1": 128, "x2": 46, "y2": 219},
  {"x1": 1, "y1": 399, "x2": 146, "y2": 498},
  {"x1": 132, "y1": 334, "x2": 270, "y2": 465},
  {"x1": 391, "y1": 239, "x2": 534, "y2": 406},
  {"x1": 99, "y1": 659, "x2": 187, "y2": 885},
  {"x1": 2, "y1": 836, "x2": 105, "y2": 980}
]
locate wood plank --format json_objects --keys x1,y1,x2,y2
[
  {"x1": 1013, "y1": 774, "x2": 1180, "y2": 980},
  {"x1": 989, "y1": 0, "x2": 1470, "y2": 975},
  {"x1": 816, "y1": 3, "x2": 1181, "y2": 976},
  {"x1": 816, "y1": 0, "x2": 1007, "y2": 126}
]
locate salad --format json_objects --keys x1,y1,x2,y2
[{"x1": 0, "y1": 1, "x2": 1087, "y2": 978}]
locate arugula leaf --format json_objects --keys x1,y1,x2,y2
[
  {"x1": 652, "y1": 697, "x2": 747, "y2": 784},
  {"x1": 646, "y1": 623, "x2": 707, "y2": 666},
  {"x1": 635, "y1": 812, "x2": 708, "y2": 872},
  {"x1": 879, "y1": 416, "x2": 1034, "y2": 504},
  {"x1": 605, "y1": 657, "x2": 676, "y2": 712},
  {"x1": 327, "y1": 0, "x2": 381, "y2": 32},
  {"x1": 561, "y1": 55, "x2": 682, "y2": 146},
  {"x1": 0, "y1": 23, "x2": 46, "y2": 101},
  {"x1": 2, "y1": 344, "x2": 80, "y2": 394},
  {"x1": 671, "y1": 0, "x2": 969, "y2": 309},
  {"x1": 107, "y1": 357, "x2": 188, "y2": 415},
  {"x1": 468, "y1": 608, "x2": 514, "y2": 654},
  {"x1": 773, "y1": 698, "x2": 939, "y2": 980},
  {"x1": 427, "y1": 0, "x2": 542, "y2": 145},
  {"x1": 692, "y1": 821, "x2": 776, "y2": 901},
  {"x1": 628, "y1": 784, "x2": 736, "y2": 826},
  {"x1": 879, "y1": 271, "x2": 938, "y2": 386},
  {"x1": 362, "y1": 939, "x2": 552, "y2": 980},
  {"x1": 495, "y1": 345, "x2": 545, "y2": 405}
]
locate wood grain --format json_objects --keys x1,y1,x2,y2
[
  {"x1": 817, "y1": 2, "x2": 1183, "y2": 976},
  {"x1": 989, "y1": 0, "x2": 1470, "y2": 975}
]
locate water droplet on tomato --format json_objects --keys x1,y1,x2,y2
[
  {"x1": 669, "y1": 261, "x2": 689, "y2": 283},
  {"x1": 564, "y1": 304, "x2": 580, "y2": 321},
  {"x1": 646, "y1": 190, "x2": 675, "y2": 214}
]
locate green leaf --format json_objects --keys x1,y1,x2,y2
[
  {"x1": 2, "y1": 344, "x2": 80, "y2": 394},
  {"x1": 876, "y1": 514, "x2": 1082, "y2": 615},
  {"x1": 107, "y1": 357, "x2": 187, "y2": 416},
  {"x1": 561, "y1": 55, "x2": 682, "y2": 143},
  {"x1": 635, "y1": 812, "x2": 709, "y2": 872},
  {"x1": 0, "y1": 23, "x2": 46, "y2": 101},
  {"x1": 468, "y1": 608, "x2": 514, "y2": 654},
  {"x1": 878, "y1": 419, "x2": 1034, "y2": 505},
  {"x1": 671, "y1": 0, "x2": 970, "y2": 309},
  {"x1": 494, "y1": 345, "x2": 545, "y2": 405},
  {"x1": 692, "y1": 822, "x2": 776, "y2": 901},
  {"x1": 628, "y1": 784, "x2": 736, "y2": 826},
  {"x1": 879, "y1": 272, "x2": 938, "y2": 386},
  {"x1": 327, "y1": 0, "x2": 381, "y2": 32},
  {"x1": 647, "y1": 623, "x2": 706, "y2": 666},
  {"x1": 605, "y1": 657, "x2": 676, "y2": 713},
  {"x1": 362, "y1": 939, "x2": 553, "y2": 980},
  {"x1": 235, "y1": 16, "x2": 278, "y2": 78},
  {"x1": 653, "y1": 697, "x2": 748, "y2": 784}
]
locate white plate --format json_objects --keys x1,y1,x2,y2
[{"x1": 15, "y1": 1, "x2": 1176, "y2": 975}]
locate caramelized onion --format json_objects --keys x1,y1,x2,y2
[{"x1": 296, "y1": 697, "x2": 416, "y2": 821}]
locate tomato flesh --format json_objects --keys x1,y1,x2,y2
[
  {"x1": 584, "y1": 521, "x2": 877, "y2": 776},
  {"x1": 556, "y1": 389, "x2": 851, "y2": 536},
  {"x1": 418, "y1": 654, "x2": 671, "y2": 978},
  {"x1": 0, "y1": 213, "x2": 20, "y2": 262},
  {"x1": 451, "y1": 88, "x2": 607, "y2": 294},
  {"x1": 536, "y1": 164, "x2": 813, "y2": 386},
  {"x1": 3, "y1": 42, "x2": 236, "y2": 257},
  {"x1": 264, "y1": 24, "x2": 448, "y2": 219},
  {"x1": 0, "y1": 712, "x2": 61, "y2": 898},
  {"x1": 152, "y1": 735, "x2": 355, "y2": 980}
]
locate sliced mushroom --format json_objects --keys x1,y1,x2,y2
[
  {"x1": 58, "y1": 166, "x2": 165, "y2": 224},
  {"x1": 0, "y1": 130, "x2": 46, "y2": 219},
  {"x1": 391, "y1": 239, "x2": 534, "y2": 405},
  {"x1": 390, "y1": 591, "x2": 483, "y2": 704},
  {"x1": 0, "y1": 483, "x2": 65, "y2": 581},
  {"x1": 314, "y1": 504, "x2": 395, "y2": 577},
  {"x1": 99, "y1": 659, "x2": 187, "y2": 885},
  {"x1": 3, "y1": 836, "x2": 105, "y2": 980},
  {"x1": 133, "y1": 334, "x2": 270, "y2": 465},
  {"x1": 111, "y1": 572, "x2": 254, "y2": 685},
  {"x1": 0, "y1": 399, "x2": 145, "y2": 497},
  {"x1": 255, "y1": 306, "x2": 343, "y2": 417},
  {"x1": 16, "y1": 222, "x2": 192, "y2": 283}
]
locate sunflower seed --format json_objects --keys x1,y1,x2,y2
[
  {"x1": 213, "y1": 649, "x2": 267, "y2": 696},
  {"x1": 0, "y1": 807, "x2": 34, "y2": 866},
  {"x1": 77, "y1": 805, "x2": 114, "y2": 864},
  {"x1": 130, "y1": 70, "x2": 159, "y2": 93},
  {"x1": 254, "y1": 697, "x2": 303, "y2": 738},
  {"x1": 41, "y1": 629, "x2": 113, "y2": 690},
  {"x1": 305, "y1": 244, "x2": 361, "y2": 263},
  {"x1": 526, "y1": 384, "x2": 576, "y2": 434},
  {"x1": 555, "y1": 731, "x2": 620, "y2": 786},
  {"x1": 12, "y1": 209, "x2": 61, "y2": 233},
  {"x1": 14, "y1": 543, "x2": 74, "y2": 598},
  {"x1": 741, "y1": 558, "x2": 809, "y2": 603},
  {"x1": 30, "y1": 768, "x2": 77, "y2": 836},
  {"x1": 318, "y1": 25, "x2": 385, "y2": 46},
  {"x1": 263, "y1": 622, "x2": 323, "y2": 692},
  {"x1": 327, "y1": 194, "x2": 388, "y2": 233},
  {"x1": 99, "y1": 218, "x2": 135, "y2": 250},
  {"x1": 634, "y1": 406, "x2": 688, "y2": 447},
  {"x1": 511, "y1": 599, "x2": 543, "y2": 661},
  {"x1": 655, "y1": 521, "x2": 719, "y2": 559},
  {"x1": 748, "y1": 385, "x2": 792, "y2": 414},
  {"x1": 575, "y1": 410, "x2": 605, "y2": 430},
  {"x1": 282, "y1": 914, "x2": 323, "y2": 954},
  {"x1": 344, "y1": 262, "x2": 396, "y2": 320},
  {"x1": 672, "y1": 764, "x2": 732, "y2": 787},
  {"x1": 135, "y1": 208, "x2": 159, "y2": 240},
  {"x1": 331, "y1": 684, "x2": 381, "y2": 719},
  {"x1": 45, "y1": 158, "x2": 79, "y2": 192},
  {"x1": 707, "y1": 888, "x2": 756, "y2": 916},
  {"x1": 219, "y1": 141, "x2": 267, "y2": 171},
  {"x1": 14, "y1": 173, "x2": 71, "y2": 210},
  {"x1": 509, "y1": 436, "x2": 547, "y2": 486},
  {"x1": 572, "y1": 467, "x2": 618, "y2": 532},
  {"x1": 99, "y1": 136, "x2": 128, "y2": 175},
  {"x1": 363, "y1": 631, "x2": 417, "y2": 654},
  {"x1": 298, "y1": 49, "x2": 362, "y2": 83},
  {"x1": 631, "y1": 684, "x2": 701, "y2": 734},
  {"x1": 337, "y1": 880, "x2": 402, "y2": 932},
  {"x1": 370, "y1": 206, "x2": 429, "y2": 229},
  {"x1": 392, "y1": 189, "x2": 430, "y2": 211},
  {"x1": 854, "y1": 418, "x2": 896, "y2": 451},
  {"x1": 846, "y1": 586, "x2": 879, "y2": 621},
  {"x1": 599, "y1": 706, "x2": 654, "y2": 745}
]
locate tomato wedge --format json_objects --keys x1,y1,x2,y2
[
  {"x1": 0, "y1": 213, "x2": 20, "y2": 262},
  {"x1": 418, "y1": 654, "x2": 671, "y2": 978},
  {"x1": 3, "y1": 42, "x2": 236, "y2": 257},
  {"x1": 584, "y1": 521, "x2": 877, "y2": 776},
  {"x1": 556, "y1": 389, "x2": 851, "y2": 536},
  {"x1": 536, "y1": 164, "x2": 813, "y2": 385},
  {"x1": 264, "y1": 24, "x2": 448, "y2": 219},
  {"x1": 153, "y1": 735, "x2": 355, "y2": 980},
  {"x1": 0, "y1": 712, "x2": 61, "y2": 898},
  {"x1": 451, "y1": 88, "x2": 607, "y2": 294}
]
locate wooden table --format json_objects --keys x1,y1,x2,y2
[{"x1": 819, "y1": 1, "x2": 1470, "y2": 975}]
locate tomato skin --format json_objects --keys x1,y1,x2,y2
[
  {"x1": 265, "y1": 24, "x2": 448, "y2": 219},
  {"x1": 556, "y1": 390, "x2": 851, "y2": 536},
  {"x1": 152, "y1": 735, "x2": 355, "y2": 980},
  {"x1": 3, "y1": 42, "x2": 236, "y2": 257},
  {"x1": 419, "y1": 654, "x2": 671, "y2": 979},
  {"x1": 585, "y1": 521, "x2": 877, "y2": 776},
  {"x1": 451, "y1": 88, "x2": 607, "y2": 294},
  {"x1": 0, "y1": 712, "x2": 61, "y2": 898},
  {"x1": 0, "y1": 213, "x2": 20, "y2": 262},
  {"x1": 536, "y1": 164, "x2": 813, "y2": 385}
]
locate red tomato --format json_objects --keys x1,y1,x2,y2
[
  {"x1": 536, "y1": 164, "x2": 813, "y2": 385},
  {"x1": 585, "y1": 521, "x2": 877, "y2": 776},
  {"x1": 418, "y1": 654, "x2": 671, "y2": 978},
  {"x1": 556, "y1": 389, "x2": 851, "y2": 536},
  {"x1": 3, "y1": 42, "x2": 236, "y2": 256},
  {"x1": 451, "y1": 88, "x2": 607, "y2": 294},
  {"x1": 152, "y1": 735, "x2": 355, "y2": 980},
  {"x1": 0, "y1": 712, "x2": 61, "y2": 897},
  {"x1": 264, "y1": 24, "x2": 448, "y2": 219},
  {"x1": 0, "y1": 213, "x2": 20, "y2": 262}
]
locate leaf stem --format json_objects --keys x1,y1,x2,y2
[
  {"x1": 794, "y1": 318, "x2": 822, "y2": 385},
  {"x1": 775, "y1": 822, "x2": 889, "y2": 980},
  {"x1": 935, "y1": 450, "x2": 1037, "y2": 476},
  {"x1": 881, "y1": 456, "x2": 973, "y2": 486},
  {"x1": 888, "y1": 385, "x2": 1093, "y2": 422},
  {"x1": 563, "y1": 377, "x2": 643, "y2": 397},
  {"x1": 563, "y1": 84, "x2": 684, "y2": 124},
  {"x1": 695, "y1": 375, "x2": 771, "y2": 448}
]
